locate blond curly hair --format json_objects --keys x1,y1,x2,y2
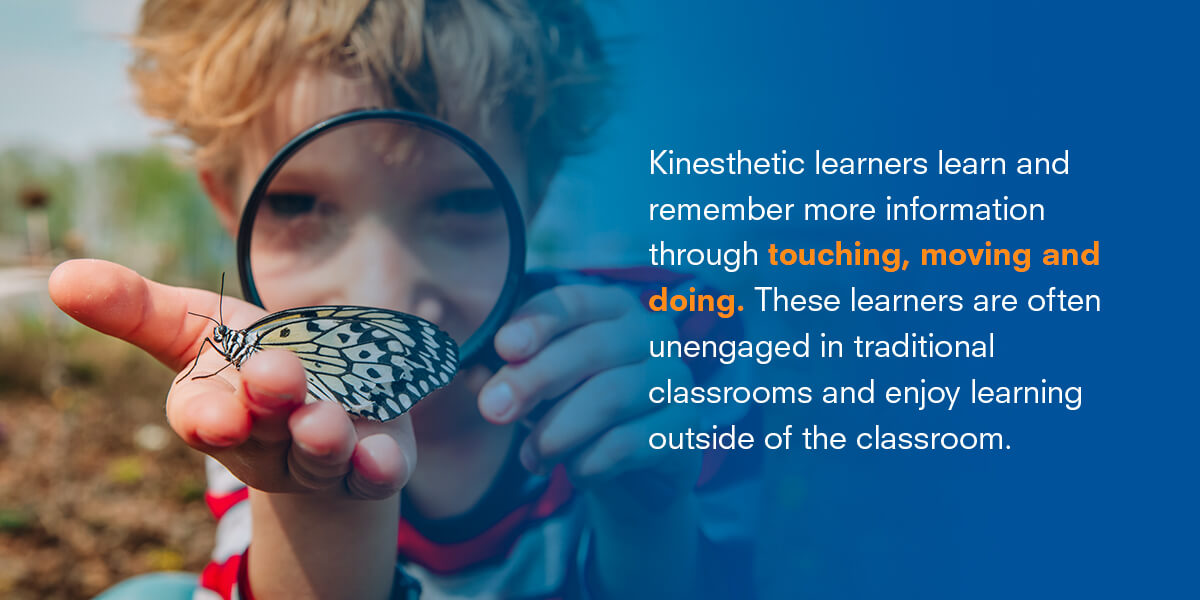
[{"x1": 129, "y1": 0, "x2": 609, "y2": 194}]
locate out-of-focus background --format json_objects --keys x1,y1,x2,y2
[{"x1": 0, "y1": 2, "x2": 230, "y2": 598}]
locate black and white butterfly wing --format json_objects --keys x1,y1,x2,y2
[{"x1": 245, "y1": 306, "x2": 459, "y2": 421}]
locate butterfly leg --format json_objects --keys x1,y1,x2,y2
[
  {"x1": 191, "y1": 360, "x2": 233, "y2": 381},
  {"x1": 176, "y1": 337, "x2": 220, "y2": 384}
]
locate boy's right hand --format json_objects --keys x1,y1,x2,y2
[{"x1": 48, "y1": 259, "x2": 416, "y2": 501}]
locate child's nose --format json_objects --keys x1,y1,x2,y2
[{"x1": 332, "y1": 223, "x2": 442, "y2": 313}]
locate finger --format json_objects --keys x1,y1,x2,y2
[
  {"x1": 481, "y1": 311, "x2": 671, "y2": 424},
  {"x1": 166, "y1": 367, "x2": 253, "y2": 450},
  {"x1": 410, "y1": 364, "x2": 489, "y2": 422},
  {"x1": 238, "y1": 350, "x2": 308, "y2": 442},
  {"x1": 565, "y1": 406, "x2": 698, "y2": 487},
  {"x1": 347, "y1": 416, "x2": 416, "y2": 500},
  {"x1": 518, "y1": 363, "x2": 654, "y2": 472},
  {"x1": 287, "y1": 402, "x2": 357, "y2": 490},
  {"x1": 493, "y1": 285, "x2": 635, "y2": 363},
  {"x1": 48, "y1": 259, "x2": 265, "y2": 372}
]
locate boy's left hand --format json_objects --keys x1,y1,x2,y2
[{"x1": 478, "y1": 284, "x2": 700, "y2": 501}]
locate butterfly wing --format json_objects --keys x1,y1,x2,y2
[{"x1": 246, "y1": 306, "x2": 459, "y2": 421}]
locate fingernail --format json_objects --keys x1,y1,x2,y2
[
  {"x1": 293, "y1": 438, "x2": 325, "y2": 457},
  {"x1": 358, "y1": 434, "x2": 393, "y2": 463},
  {"x1": 480, "y1": 382, "x2": 514, "y2": 421},
  {"x1": 196, "y1": 428, "x2": 236, "y2": 447},
  {"x1": 401, "y1": 441, "x2": 416, "y2": 481},
  {"x1": 245, "y1": 382, "x2": 294, "y2": 412},
  {"x1": 520, "y1": 442, "x2": 539, "y2": 473},
  {"x1": 291, "y1": 410, "x2": 332, "y2": 456},
  {"x1": 497, "y1": 322, "x2": 534, "y2": 355}
]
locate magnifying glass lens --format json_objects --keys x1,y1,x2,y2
[{"x1": 248, "y1": 118, "x2": 511, "y2": 349}]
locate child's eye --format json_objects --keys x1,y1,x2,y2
[
  {"x1": 434, "y1": 189, "x2": 501, "y2": 215},
  {"x1": 265, "y1": 193, "x2": 317, "y2": 217}
]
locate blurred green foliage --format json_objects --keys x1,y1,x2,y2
[
  {"x1": 0, "y1": 314, "x2": 53, "y2": 394},
  {"x1": 0, "y1": 507, "x2": 34, "y2": 533},
  {"x1": 105, "y1": 457, "x2": 145, "y2": 486},
  {"x1": 0, "y1": 145, "x2": 232, "y2": 287}
]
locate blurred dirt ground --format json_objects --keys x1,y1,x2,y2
[{"x1": 0, "y1": 313, "x2": 214, "y2": 600}]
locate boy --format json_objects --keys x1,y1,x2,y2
[{"x1": 52, "y1": 1, "x2": 758, "y2": 598}]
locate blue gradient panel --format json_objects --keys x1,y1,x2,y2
[{"x1": 583, "y1": 1, "x2": 1196, "y2": 597}]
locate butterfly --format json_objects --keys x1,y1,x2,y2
[{"x1": 180, "y1": 283, "x2": 459, "y2": 422}]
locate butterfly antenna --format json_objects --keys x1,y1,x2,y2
[
  {"x1": 187, "y1": 312, "x2": 221, "y2": 327},
  {"x1": 218, "y1": 272, "x2": 226, "y2": 327}
]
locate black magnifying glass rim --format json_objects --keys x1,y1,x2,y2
[{"x1": 236, "y1": 108, "x2": 526, "y2": 367}]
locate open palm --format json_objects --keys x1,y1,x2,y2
[{"x1": 49, "y1": 259, "x2": 416, "y2": 500}]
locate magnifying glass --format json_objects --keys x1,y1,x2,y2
[{"x1": 234, "y1": 109, "x2": 525, "y2": 421}]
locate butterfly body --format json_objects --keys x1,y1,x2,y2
[
  {"x1": 210, "y1": 324, "x2": 258, "y2": 369},
  {"x1": 197, "y1": 306, "x2": 459, "y2": 422}
]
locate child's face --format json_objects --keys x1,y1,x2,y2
[{"x1": 207, "y1": 69, "x2": 534, "y2": 429}]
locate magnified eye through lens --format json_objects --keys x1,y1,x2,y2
[
  {"x1": 249, "y1": 116, "x2": 513, "y2": 344},
  {"x1": 264, "y1": 192, "x2": 316, "y2": 216},
  {"x1": 237, "y1": 110, "x2": 525, "y2": 420}
]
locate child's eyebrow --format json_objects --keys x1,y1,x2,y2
[
  {"x1": 267, "y1": 171, "x2": 324, "y2": 191},
  {"x1": 437, "y1": 162, "x2": 494, "y2": 187},
  {"x1": 265, "y1": 155, "x2": 337, "y2": 192},
  {"x1": 419, "y1": 142, "x2": 505, "y2": 182}
]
